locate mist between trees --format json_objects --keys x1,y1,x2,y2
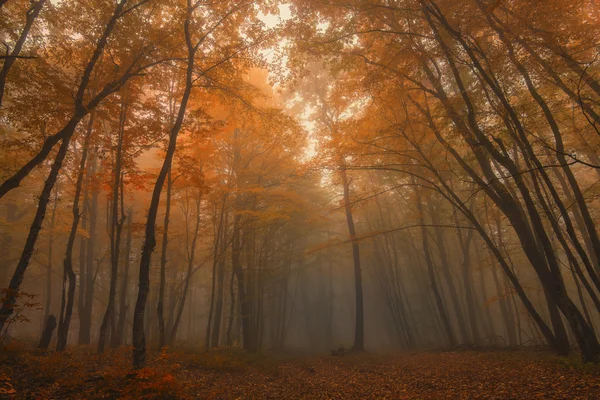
[{"x1": 1, "y1": 0, "x2": 600, "y2": 369}]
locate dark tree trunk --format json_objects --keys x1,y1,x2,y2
[
  {"x1": 426, "y1": 5, "x2": 598, "y2": 359},
  {"x1": 455, "y1": 213, "x2": 480, "y2": 345},
  {"x1": 132, "y1": 8, "x2": 197, "y2": 366},
  {"x1": 42, "y1": 186, "x2": 59, "y2": 332},
  {"x1": 474, "y1": 243, "x2": 496, "y2": 339},
  {"x1": 207, "y1": 202, "x2": 228, "y2": 349},
  {"x1": 407, "y1": 93, "x2": 560, "y2": 353},
  {"x1": 231, "y1": 210, "x2": 253, "y2": 350},
  {"x1": 98, "y1": 101, "x2": 127, "y2": 354},
  {"x1": 157, "y1": 170, "x2": 172, "y2": 349},
  {"x1": 56, "y1": 114, "x2": 93, "y2": 351},
  {"x1": 169, "y1": 193, "x2": 201, "y2": 346},
  {"x1": 38, "y1": 315, "x2": 56, "y2": 350},
  {"x1": 430, "y1": 208, "x2": 471, "y2": 344},
  {"x1": 79, "y1": 153, "x2": 98, "y2": 345},
  {"x1": 113, "y1": 209, "x2": 133, "y2": 347},
  {"x1": 226, "y1": 265, "x2": 236, "y2": 347},
  {"x1": 340, "y1": 162, "x2": 364, "y2": 352},
  {"x1": 416, "y1": 189, "x2": 456, "y2": 347},
  {"x1": 0, "y1": 135, "x2": 72, "y2": 332}
]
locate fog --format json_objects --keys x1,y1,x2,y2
[{"x1": 1, "y1": 0, "x2": 600, "y2": 376}]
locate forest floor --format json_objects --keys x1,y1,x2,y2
[{"x1": 1, "y1": 344, "x2": 600, "y2": 399}]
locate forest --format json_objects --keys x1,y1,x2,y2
[{"x1": 1, "y1": 0, "x2": 600, "y2": 398}]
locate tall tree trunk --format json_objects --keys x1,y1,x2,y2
[
  {"x1": 56, "y1": 114, "x2": 93, "y2": 351},
  {"x1": 226, "y1": 265, "x2": 236, "y2": 347},
  {"x1": 231, "y1": 207, "x2": 252, "y2": 350},
  {"x1": 426, "y1": 4, "x2": 598, "y2": 359},
  {"x1": 79, "y1": 153, "x2": 98, "y2": 345},
  {"x1": 211, "y1": 214, "x2": 228, "y2": 348},
  {"x1": 416, "y1": 189, "x2": 456, "y2": 347},
  {"x1": 168, "y1": 193, "x2": 201, "y2": 346},
  {"x1": 454, "y1": 211, "x2": 480, "y2": 345},
  {"x1": 474, "y1": 243, "x2": 496, "y2": 340},
  {"x1": 132, "y1": 2, "x2": 198, "y2": 367},
  {"x1": 98, "y1": 101, "x2": 127, "y2": 354},
  {"x1": 42, "y1": 185, "x2": 59, "y2": 333},
  {"x1": 407, "y1": 94, "x2": 560, "y2": 353},
  {"x1": 0, "y1": 134, "x2": 73, "y2": 332},
  {"x1": 157, "y1": 170, "x2": 172, "y2": 349},
  {"x1": 77, "y1": 166, "x2": 89, "y2": 341},
  {"x1": 340, "y1": 161, "x2": 364, "y2": 352},
  {"x1": 430, "y1": 206, "x2": 471, "y2": 344},
  {"x1": 113, "y1": 209, "x2": 132, "y2": 347}
]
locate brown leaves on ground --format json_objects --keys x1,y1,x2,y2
[{"x1": 1, "y1": 345, "x2": 599, "y2": 399}]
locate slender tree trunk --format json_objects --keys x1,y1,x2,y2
[
  {"x1": 98, "y1": 101, "x2": 127, "y2": 354},
  {"x1": 340, "y1": 161, "x2": 364, "y2": 352},
  {"x1": 169, "y1": 194, "x2": 201, "y2": 346},
  {"x1": 132, "y1": 3, "x2": 198, "y2": 367},
  {"x1": 113, "y1": 209, "x2": 132, "y2": 347},
  {"x1": 79, "y1": 153, "x2": 98, "y2": 345},
  {"x1": 416, "y1": 189, "x2": 456, "y2": 347},
  {"x1": 56, "y1": 114, "x2": 93, "y2": 351},
  {"x1": 231, "y1": 208, "x2": 253, "y2": 350},
  {"x1": 42, "y1": 185, "x2": 59, "y2": 333},
  {"x1": 77, "y1": 167, "x2": 89, "y2": 341},
  {"x1": 430, "y1": 206, "x2": 471, "y2": 344},
  {"x1": 0, "y1": 134, "x2": 73, "y2": 332},
  {"x1": 157, "y1": 170, "x2": 172, "y2": 349},
  {"x1": 426, "y1": 5, "x2": 598, "y2": 359},
  {"x1": 209, "y1": 206, "x2": 228, "y2": 349},
  {"x1": 474, "y1": 243, "x2": 496, "y2": 339},
  {"x1": 226, "y1": 265, "x2": 236, "y2": 346},
  {"x1": 205, "y1": 200, "x2": 224, "y2": 349},
  {"x1": 407, "y1": 93, "x2": 560, "y2": 353},
  {"x1": 454, "y1": 211, "x2": 480, "y2": 345}
]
